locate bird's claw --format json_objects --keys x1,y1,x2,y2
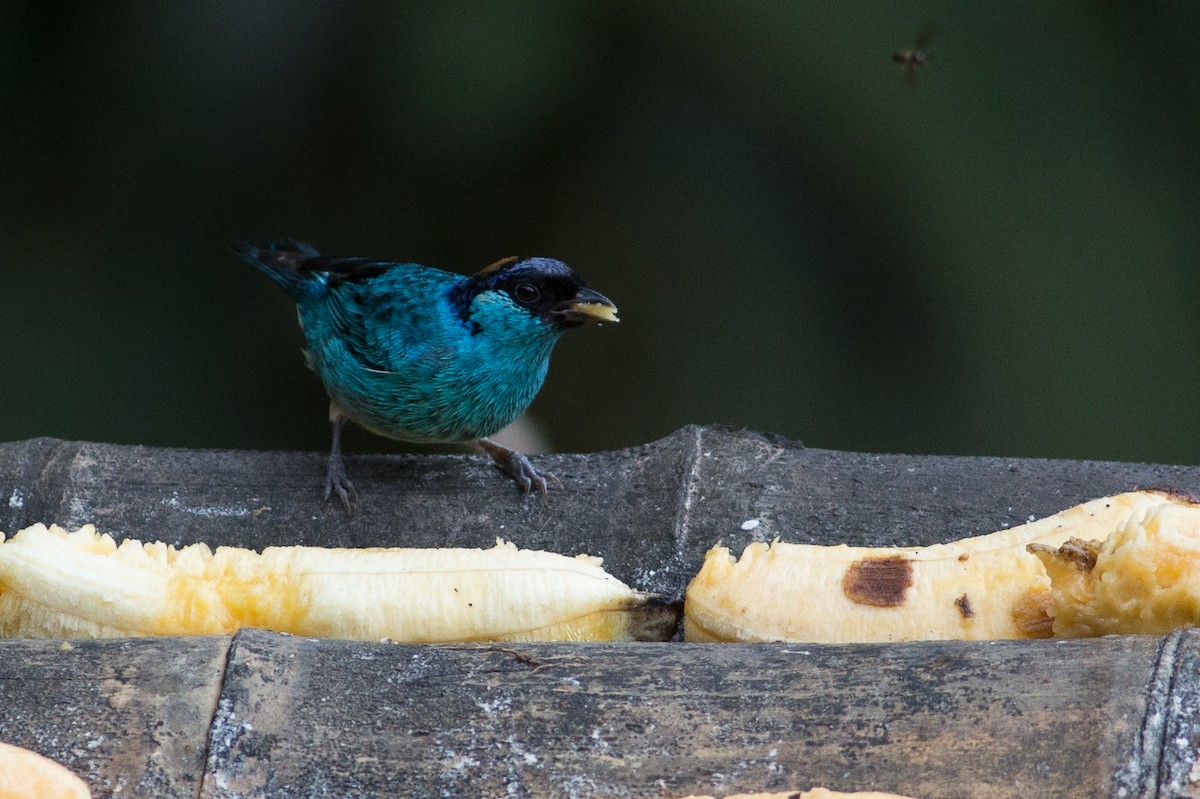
[
  {"x1": 475, "y1": 438, "x2": 562, "y2": 501},
  {"x1": 324, "y1": 453, "x2": 358, "y2": 511},
  {"x1": 508, "y1": 454, "x2": 562, "y2": 500}
]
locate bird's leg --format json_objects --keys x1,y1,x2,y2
[
  {"x1": 472, "y1": 438, "x2": 561, "y2": 498},
  {"x1": 325, "y1": 411, "x2": 357, "y2": 510}
]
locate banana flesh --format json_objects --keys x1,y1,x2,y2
[
  {"x1": 1030, "y1": 491, "x2": 1200, "y2": 636},
  {"x1": 0, "y1": 742, "x2": 92, "y2": 799},
  {"x1": 0, "y1": 525, "x2": 677, "y2": 642},
  {"x1": 684, "y1": 491, "x2": 1193, "y2": 643}
]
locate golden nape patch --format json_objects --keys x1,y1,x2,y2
[{"x1": 473, "y1": 255, "x2": 521, "y2": 278}]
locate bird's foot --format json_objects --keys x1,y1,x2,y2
[
  {"x1": 474, "y1": 439, "x2": 562, "y2": 500},
  {"x1": 324, "y1": 453, "x2": 358, "y2": 511}
]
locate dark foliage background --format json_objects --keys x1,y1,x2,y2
[{"x1": 3, "y1": 2, "x2": 1198, "y2": 464}]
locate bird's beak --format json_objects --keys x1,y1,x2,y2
[{"x1": 556, "y1": 288, "x2": 619, "y2": 324}]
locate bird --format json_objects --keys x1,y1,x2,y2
[{"x1": 236, "y1": 239, "x2": 618, "y2": 508}]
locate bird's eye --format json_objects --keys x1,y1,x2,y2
[{"x1": 513, "y1": 282, "x2": 541, "y2": 305}]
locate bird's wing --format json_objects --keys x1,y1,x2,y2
[
  {"x1": 299, "y1": 256, "x2": 395, "y2": 285},
  {"x1": 321, "y1": 264, "x2": 459, "y2": 374}
]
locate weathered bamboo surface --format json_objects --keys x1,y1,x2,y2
[
  {"x1": 4, "y1": 426, "x2": 1200, "y2": 798},
  {"x1": 0, "y1": 635, "x2": 228, "y2": 797},
  {"x1": 1, "y1": 629, "x2": 1198, "y2": 798}
]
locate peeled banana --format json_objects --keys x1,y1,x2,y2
[
  {"x1": 0, "y1": 525, "x2": 676, "y2": 642},
  {"x1": 1030, "y1": 491, "x2": 1200, "y2": 637},
  {"x1": 685, "y1": 490, "x2": 1199, "y2": 643}
]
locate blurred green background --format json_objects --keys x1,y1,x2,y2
[{"x1": 2, "y1": 2, "x2": 1198, "y2": 464}]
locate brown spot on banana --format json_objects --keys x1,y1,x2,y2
[
  {"x1": 1028, "y1": 538, "x2": 1100, "y2": 571},
  {"x1": 842, "y1": 555, "x2": 913, "y2": 607},
  {"x1": 1011, "y1": 587, "x2": 1055, "y2": 638},
  {"x1": 954, "y1": 593, "x2": 974, "y2": 618}
]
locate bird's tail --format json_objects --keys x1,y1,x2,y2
[{"x1": 234, "y1": 238, "x2": 322, "y2": 299}]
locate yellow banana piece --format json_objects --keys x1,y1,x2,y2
[
  {"x1": 1030, "y1": 491, "x2": 1200, "y2": 637},
  {"x1": 684, "y1": 491, "x2": 1194, "y2": 643},
  {"x1": 0, "y1": 525, "x2": 675, "y2": 642},
  {"x1": 0, "y1": 742, "x2": 91, "y2": 799}
]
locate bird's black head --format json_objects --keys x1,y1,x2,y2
[{"x1": 450, "y1": 257, "x2": 618, "y2": 332}]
